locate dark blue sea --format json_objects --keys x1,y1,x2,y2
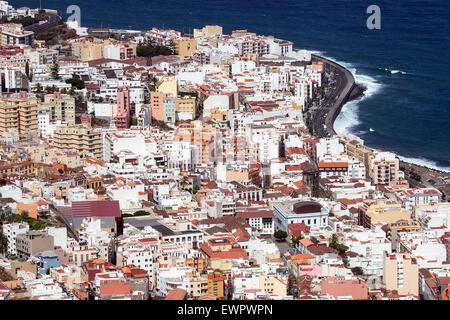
[{"x1": 10, "y1": 0, "x2": 450, "y2": 171}]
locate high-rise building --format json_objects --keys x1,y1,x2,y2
[
  {"x1": 383, "y1": 252, "x2": 419, "y2": 296},
  {"x1": 53, "y1": 125, "x2": 102, "y2": 160},
  {"x1": 0, "y1": 92, "x2": 38, "y2": 134},
  {"x1": 115, "y1": 86, "x2": 131, "y2": 129},
  {"x1": 40, "y1": 92, "x2": 76, "y2": 125}
]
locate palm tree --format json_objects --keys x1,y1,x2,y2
[{"x1": 35, "y1": 83, "x2": 43, "y2": 93}]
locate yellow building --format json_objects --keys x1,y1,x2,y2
[
  {"x1": 207, "y1": 272, "x2": 226, "y2": 299},
  {"x1": 176, "y1": 96, "x2": 196, "y2": 116},
  {"x1": 210, "y1": 109, "x2": 228, "y2": 121},
  {"x1": 0, "y1": 92, "x2": 38, "y2": 134},
  {"x1": 157, "y1": 76, "x2": 178, "y2": 97},
  {"x1": 173, "y1": 38, "x2": 197, "y2": 57},
  {"x1": 71, "y1": 37, "x2": 137, "y2": 61},
  {"x1": 64, "y1": 246, "x2": 99, "y2": 267},
  {"x1": 193, "y1": 25, "x2": 223, "y2": 38},
  {"x1": 346, "y1": 138, "x2": 375, "y2": 175},
  {"x1": 53, "y1": 125, "x2": 102, "y2": 160},
  {"x1": 185, "y1": 256, "x2": 206, "y2": 273},
  {"x1": 40, "y1": 93, "x2": 76, "y2": 125},
  {"x1": 189, "y1": 275, "x2": 208, "y2": 299},
  {"x1": 359, "y1": 199, "x2": 412, "y2": 228},
  {"x1": 71, "y1": 38, "x2": 104, "y2": 61},
  {"x1": 259, "y1": 275, "x2": 287, "y2": 296}
]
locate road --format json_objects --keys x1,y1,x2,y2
[
  {"x1": 24, "y1": 13, "x2": 62, "y2": 34},
  {"x1": 309, "y1": 55, "x2": 355, "y2": 138}
]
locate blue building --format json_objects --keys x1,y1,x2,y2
[{"x1": 32, "y1": 250, "x2": 60, "y2": 274}]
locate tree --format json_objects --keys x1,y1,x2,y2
[
  {"x1": 25, "y1": 61, "x2": 30, "y2": 80},
  {"x1": 65, "y1": 74, "x2": 85, "y2": 90},
  {"x1": 20, "y1": 210, "x2": 29, "y2": 220},
  {"x1": 351, "y1": 267, "x2": 364, "y2": 276},
  {"x1": 290, "y1": 235, "x2": 301, "y2": 246},
  {"x1": 146, "y1": 73, "x2": 158, "y2": 92},
  {"x1": 274, "y1": 230, "x2": 287, "y2": 242},
  {"x1": 50, "y1": 63, "x2": 60, "y2": 80},
  {"x1": 0, "y1": 231, "x2": 7, "y2": 254}
]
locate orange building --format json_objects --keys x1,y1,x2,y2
[
  {"x1": 150, "y1": 91, "x2": 165, "y2": 121},
  {"x1": 17, "y1": 200, "x2": 49, "y2": 219},
  {"x1": 207, "y1": 272, "x2": 226, "y2": 299}
]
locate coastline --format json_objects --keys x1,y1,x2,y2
[
  {"x1": 312, "y1": 54, "x2": 450, "y2": 197},
  {"x1": 311, "y1": 53, "x2": 356, "y2": 137}
]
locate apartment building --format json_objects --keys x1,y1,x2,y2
[
  {"x1": 0, "y1": 92, "x2": 38, "y2": 134},
  {"x1": 15, "y1": 230, "x2": 54, "y2": 259},
  {"x1": 372, "y1": 151, "x2": 399, "y2": 186},
  {"x1": 150, "y1": 91, "x2": 165, "y2": 121},
  {"x1": 346, "y1": 137, "x2": 374, "y2": 175},
  {"x1": 53, "y1": 125, "x2": 103, "y2": 160},
  {"x1": 176, "y1": 96, "x2": 196, "y2": 120},
  {"x1": 71, "y1": 37, "x2": 137, "y2": 61},
  {"x1": 1, "y1": 24, "x2": 34, "y2": 46},
  {"x1": 2, "y1": 222, "x2": 29, "y2": 255},
  {"x1": 207, "y1": 272, "x2": 226, "y2": 299},
  {"x1": 40, "y1": 93, "x2": 76, "y2": 125},
  {"x1": 173, "y1": 38, "x2": 197, "y2": 57},
  {"x1": 358, "y1": 199, "x2": 412, "y2": 229},
  {"x1": 383, "y1": 252, "x2": 419, "y2": 296},
  {"x1": 115, "y1": 86, "x2": 131, "y2": 129}
]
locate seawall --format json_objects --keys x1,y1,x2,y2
[{"x1": 311, "y1": 54, "x2": 356, "y2": 136}]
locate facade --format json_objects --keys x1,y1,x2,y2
[
  {"x1": 358, "y1": 199, "x2": 412, "y2": 229},
  {"x1": 2, "y1": 222, "x2": 29, "y2": 255},
  {"x1": 383, "y1": 252, "x2": 419, "y2": 296},
  {"x1": 0, "y1": 93, "x2": 38, "y2": 134},
  {"x1": 53, "y1": 125, "x2": 103, "y2": 160},
  {"x1": 372, "y1": 151, "x2": 399, "y2": 186},
  {"x1": 163, "y1": 96, "x2": 176, "y2": 124},
  {"x1": 207, "y1": 272, "x2": 226, "y2": 299},
  {"x1": 2, "y1": 25, "x2": 34, "y2": 46},
  {"x1": 40, "y1": 93, "x2": 76, "y2": 125},
  {"x1": 15, "y1": 231, "x2": 54, "y2": 259},
  {"x1": 115, "y1": 86, "x2": 131, "y2": 129},
  {"x1": 173, "y1": 38, "x2": 197, "y2": 57},
  {"x1": 274, "y1": 200, "x2": 329, "y2": 232},
  {"x1": 150, "y1": 91, "x2": 165, "y2": 121}
]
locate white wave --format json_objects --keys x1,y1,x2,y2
[
  {"x1": 369, "y1": 128, "x2": 375, "y2": 132},
  {"x1": 309, "y1": 50, "x2": 382, "y2": 134},
  {"x1": 398, "y1": 155, "x2": 450, "y2": 173},
  {"x1": 382, "y1": 67, "x2": 407, "y2": 75},
  {"x1": 311, "y1": 50, "x2": 448, "y2": 173}
]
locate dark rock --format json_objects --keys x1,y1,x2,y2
[{"x1": 348, "y1": 84, "x2": 366, "y2": 102}]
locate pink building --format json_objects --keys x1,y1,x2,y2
[
  {"x1": 115, "y1": 86, "x2": 131, "y2": 129},
  {"x1": 321, "y1": 277, "x2": 369, "y2": 300},
  {"x1": 298, "y1": 263, "x2": 322, "y2": 278}
]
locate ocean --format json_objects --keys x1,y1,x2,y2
[{"x1": 9, "y1": 0, "x2": 450, "y2": 171}]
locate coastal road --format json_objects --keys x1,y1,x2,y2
[{"x1": 310, "y1": 55, "x2": 355, "y2": 138}]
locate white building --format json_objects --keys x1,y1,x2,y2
[{"x1": 2, "y1": 222, "x2": 29, "y2": 255}]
